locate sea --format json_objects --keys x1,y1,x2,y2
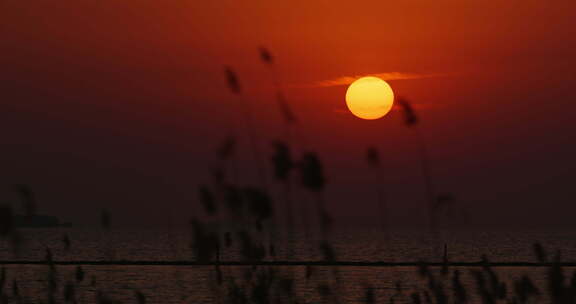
[{"x1": 0, "y1": 227, "x2": 575, "y2": 303}]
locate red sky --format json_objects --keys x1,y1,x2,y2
[{"x1": 1, "y1": 0, "x2": 575, "y2": 228}]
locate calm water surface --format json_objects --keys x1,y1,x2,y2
[{"x1": 0, "y1": 228, "x2": 574, "y2": 303}]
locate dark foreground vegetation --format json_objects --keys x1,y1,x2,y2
[{"x1": 0, "y1": 48, "x2": 572, "y2": 303}]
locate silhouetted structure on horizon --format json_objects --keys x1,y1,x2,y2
[{"x1": 13, "y1": 214, "x2": 71, "y2": 228}]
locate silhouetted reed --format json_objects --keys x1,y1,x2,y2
[
  {"x1": 397, "y1": 97, "x2": 439, "y2": 231},
  {"x1": 198, "y1": 185, "x2": 218, "y2": 216},
  {"x1": 271, "y1": 141, "x2": 293, "y2": 183},
  {"x1": 223, "y1": 66, "x2": 267, "y2": 186},
  {"x1": 62, "y1": 233, "x2": 71, "y2": 251},
  {"x1": 0, "y1": 205, "x2": 14, "y2": 237},
  {"x1": 75, "y1": 266, "x2": 84, "y2": 283},
  {"x1": 451, "y1": 269, "x2": 468, "y2": 302},
  {"x1": 242, "y1": 187, "x2": 273, "y2": 232},
  {"x1": 299, "y1": 152, "x2": 325, "y2": 193},
  {"x1": 513, "y1": 275, "x2": 539, "y2": 303},
  {"x1": 299, "y1": 152, "x2": 332, "y2": 234},
  {"x1": 365, "y1": 146, "x2": 390, "y2": 236},
  {"x1": 258, "y1": 47, "x2": 273, "y2": 65},
  {"x1": 533, "y1": 242, "x2": 547, "y2": 263},
  {"x1": 190, "y1": 218, "x2": 220, "y2": 262},
  {"x1": 258, "y1": 47, "x2": 298, "y2": 127},
  {"x1": 1, "y1": 47, "x2": 573, "y2": 304},
  {"x1": 224, "y1": 67, "x2": 241, "y2": 95},
  {"x1": 271, "y1": 141, "x2": 296, "y2": 257}
]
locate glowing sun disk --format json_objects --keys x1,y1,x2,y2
[{"x1": 345, "y1": 77, "x2": 394, "y2": 120}]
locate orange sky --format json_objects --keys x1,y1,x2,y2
[{"x1": 1, "y1": 0, "x2": 576, "y2": 227}]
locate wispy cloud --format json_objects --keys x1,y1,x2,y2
[
  {"x1": 333, "y1": 103, "x2": 440, "y2": 115},
  {"x1": 291, "y1": 72, "x2": 453, "y2": 88}
]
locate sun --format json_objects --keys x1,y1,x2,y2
[{"x1": 345, "y1": 76, "x2": 394, "y2": 120}]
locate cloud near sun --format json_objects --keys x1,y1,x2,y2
[{"x1": 293, "y1": 72, "x2": 451, "y2": 88}]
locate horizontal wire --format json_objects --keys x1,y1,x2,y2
[{"x1": 0, "y1": 261, "x2": 573, "y2": 267}]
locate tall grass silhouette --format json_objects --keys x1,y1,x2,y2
[
  {"x1": 365, "y1": 146, "x2": 389, "y2": 236},
  {"x1": 396, "y1": 97, "x2": 438, "y2": 230},
  {"x1": 224, "y1": 66, "x2": 267, "y2": 187},
  {"x1": 0, "y1": 47, "x2": 571, "y2": 304}
]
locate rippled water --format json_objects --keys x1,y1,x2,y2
[{"x1": 0, "y1": 228, "x2": 574, "y2": 303}]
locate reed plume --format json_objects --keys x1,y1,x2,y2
[
  {"x1": 300, "y1": 151, "x2": 332, "y2": 234},
  {"x1": 397, "y1": 97, "x2": 436, "y2": 230},
  {"x1": 258, "y1": 47, "x2": 298, "y2": 126},
  {"x1": 223, "y1": 66, "x2": 267, "y2": 186}
]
